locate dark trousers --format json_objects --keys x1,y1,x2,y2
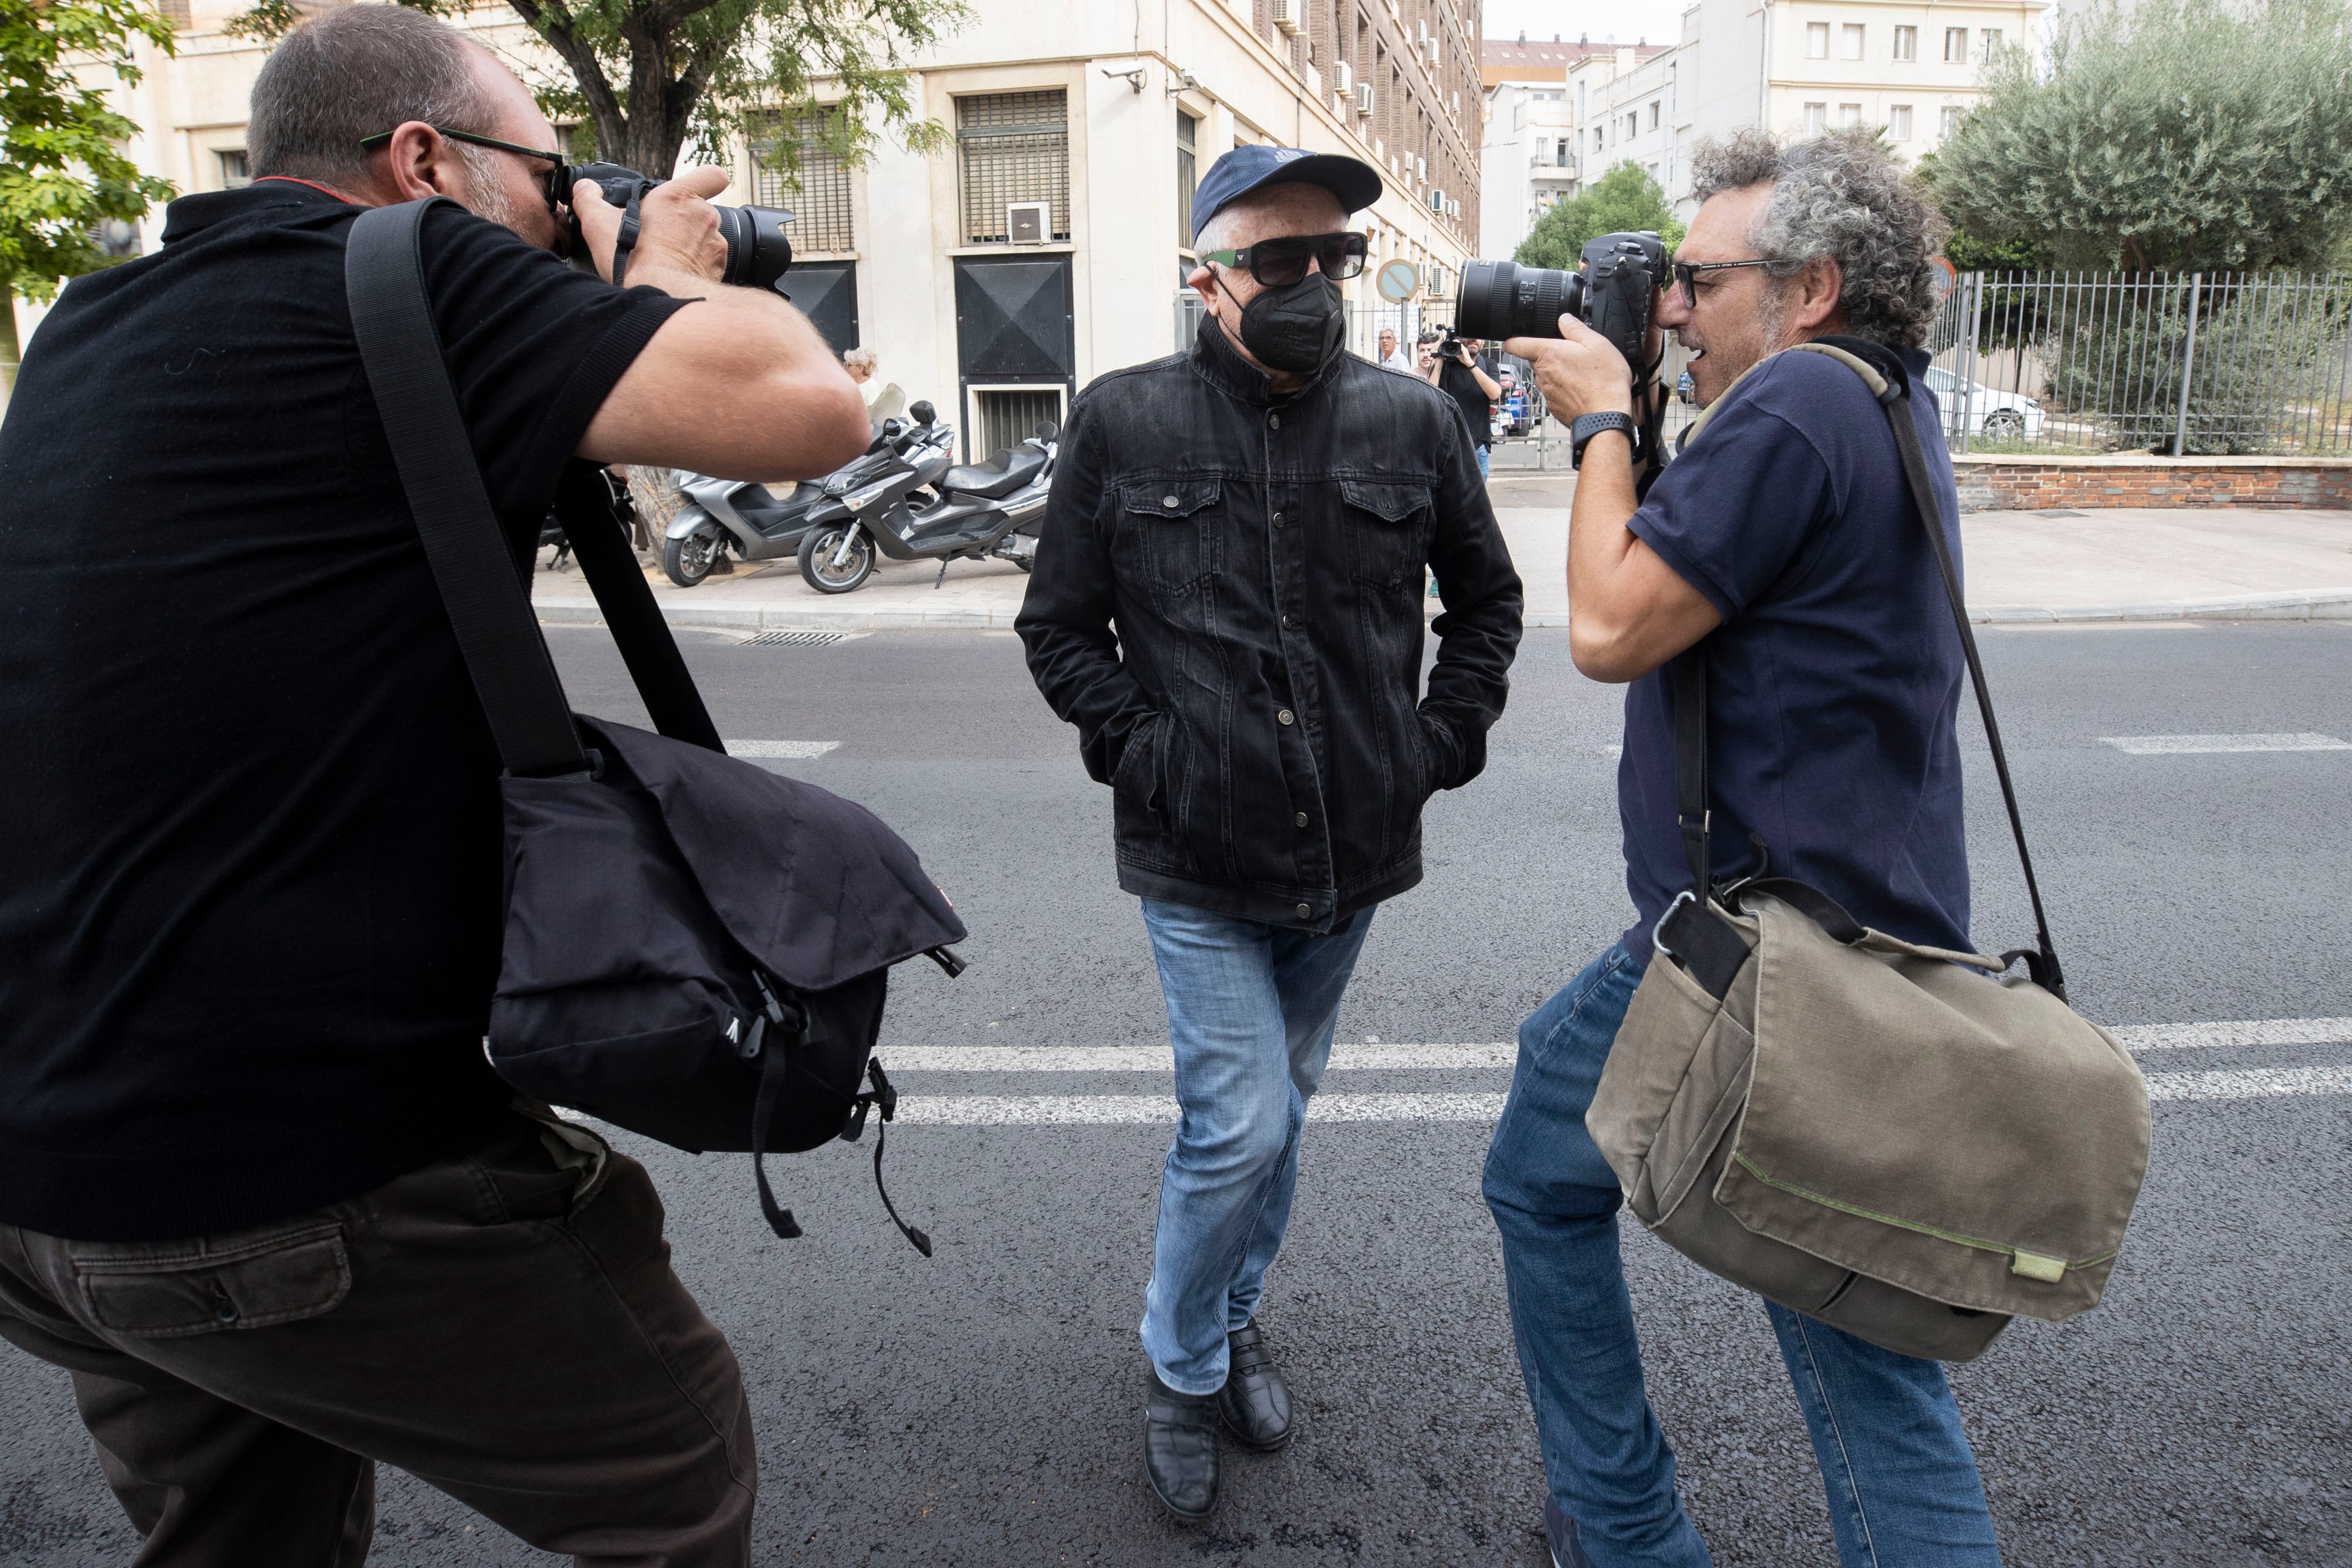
[{"x1": 0, "y1": 1114, "x2": 755, "y2": 1566}]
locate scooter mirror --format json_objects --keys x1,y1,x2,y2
[
  {"x1": 1035, "y1": 421, "x2": 1059, "y2": 442},
  {"x1": 909, "y1": 400, "x2": 936, "y2": 426}
]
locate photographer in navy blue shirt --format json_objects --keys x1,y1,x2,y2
[
  {"x1": 1481, "y1": 130, "x2": 2004, "y2": 1568},
  {"x1": 0, "y1": 7, "x2": 868, "y2": 1560}
]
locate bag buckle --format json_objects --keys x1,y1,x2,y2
[{"x1": 1651, "y1": 889, "x2": 1698, "y2": 960}]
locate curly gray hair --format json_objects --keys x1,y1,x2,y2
[{"x1": 1690, "y1": 127, "x2": 1951, "y2": 348}]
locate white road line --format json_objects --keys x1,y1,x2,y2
[
  {"x1": 877, "y1": 1043, "x2": 1518, "y2": 1073},
  {"x1": 724, "y1": 740, "x2": 841, "y2": 759},
  {"x1": 896, "y1": 1068, "x2": 2351, "y2": 1124},
  {"x1": 2144, "y1": 1067, "x2": 2352, "y2": 1101},
  {"x1": 2112, "y1": 1018, "x2": 2352, "y2": 1051},
  {"x1": 2099, "y1": 732, "x2": 2351, "y2": 755}
]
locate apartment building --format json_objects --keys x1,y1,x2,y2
[
  {"x1": 1479, "y1": 35, "x2": 1669, "y2": 258},
  {"x1": 1475, "y1": 0, "x2": 2043, "y2": 255},
  {"x1": 17, "y1": 0, "x2": 1486, "y2": 452}
]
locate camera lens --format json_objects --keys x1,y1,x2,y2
[
  {"x1": 714, "y1": 204, "x2": 795, "y2": 293},
  {"x1": 1455, "y1": 260, "x2": 1587, "y2": 342}
]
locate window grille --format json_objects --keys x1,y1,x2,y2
[
  {"x1": 957, "y1": 91, "x2": 1070, "y2": 244},
  {"x1": 973, "y1": 388, "x2": 1062, "y2": 455},
  {"x1": 751, "y1": 116, "x2": 855, "y2": 253}
]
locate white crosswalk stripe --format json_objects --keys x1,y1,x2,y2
[
  {"x1": 878, "y1": 1018, "x2": 2352, "y2": 1124},
  {"x1": 2099, "y1": 732, "x2": 2351, "y2": 755},
  {"x1": 723, "y1": 739, "x2": 840, "y2": 759}
]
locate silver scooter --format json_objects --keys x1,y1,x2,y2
[
  {"x1": 796, "y1": 418, "x2": 1057, "y2": 595},
  {"x1": 659, "y1": 406, "x2": 955, "y2": 587}
]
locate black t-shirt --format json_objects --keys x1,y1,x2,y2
[
  {"x1": 0, "y1": 181, "x2": 689, "y2": 1240},
  {"x1": 1436, "y1": 351, "x2": 1497, "y2": 448}
]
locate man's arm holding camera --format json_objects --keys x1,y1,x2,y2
[
  {"x1": 1459, "y1": 345, "x2": 1501, "y2": 402},
  {"x1": 1508, "y1": 315, "x2": 1719, "y2": 683},
  {"x1": 573, "y1": 169, "x2": 870, "y2": 480}
]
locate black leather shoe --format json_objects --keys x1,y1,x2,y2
[
  {"x1": 1544, "y1": 1495, "x2": 1598, "y2": 1568},
  {"x1": 1216, "y1": 1320, "x2": 1295, "y2": 1452},
  {"x1": 1144, "y1": 1371, "x2": 1220, "y2": 1523}
]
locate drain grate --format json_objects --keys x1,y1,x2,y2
[{"x1": 743, "y1": 629, "x2": 848, "y2": 647}]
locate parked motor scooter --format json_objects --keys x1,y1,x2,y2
[
  {"x1": 796, "y1": 416, "x2": 1058, "y2": 595},
  {"x1": 660, "y1": 408, "x2": 955, "y2": 587}
]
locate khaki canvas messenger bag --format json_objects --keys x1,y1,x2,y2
[{"x1": 1587, "y1": 340, "x2": 2152, "y2": 1364}]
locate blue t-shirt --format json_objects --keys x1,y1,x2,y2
[{"x1": 1617, "y1": 345, "x2": 1970, "y2": 961}]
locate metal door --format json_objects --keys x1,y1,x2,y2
[
  {"x1": 954, "y1": 255, "x2": 1074, "y2": 459},
  {"x1": 786, "y1": 261, "x2": 859, "y2": 356}
]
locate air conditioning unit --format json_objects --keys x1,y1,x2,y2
[
  {"x1": 1272, "y1": 0, "x2": 1302, "y2": 35},
  {"x1": 1416, "y1": 153, "x2": 1428, "y2": 181},
  {"x1": 1355, "y1": 82, "x2": 1375, "y2": 116},
  {"x1": 1006, "y1": 201, "x2": 1049, "y2": 244},
  {"x1": 1428, "y1": 187, "x2": 1446, "y2": 212},
  {"x1": 1334, "y1": 60, "x2": 1354, "y2": 94}
]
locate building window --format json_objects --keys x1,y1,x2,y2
[
  {"x1": 1841, "y1": 23, "x2": 1864, "y2": 59},
  {"x1": 1979, "y1": 27, "x2": 2003, "y2": 59},
  {"x1": 1838, "y1": 102, "x2": 1863, "y2": 128},
  {"x1": 1940, "y1": 105, "x2": 1965, "y2": 138},
  {"x1": 1806, "y1": 21, "x2": 1830, "y2": 58},
  {"x1": 1593, "y1": 127, "x2": 1605, "y2": 152},
  {"x1": 1944, "y1": 27, "x2": 1968, "y2": 62},
  {"x1": 218, "y1": 149, "x2": 250, "y2": 188},
  {"x1": 1893, "y1": 25, "x2": 1917, "y2": 60},
  {"x1": 1648, "y1": 99, "x2": 1661, "y2": 130},
  {"x1": 750, "y1": 115, "x2": 855, "y2": 253},
  {"x1": 1803, "y1": 101, "x2": 1827, "y2": 136},
  {"x1": 1176, "y1": 110, "x2": 1198, "y2": 249},
  {"x1": 956, "y1": 90, "x2": 1070, "y2": 245},
  {"x1": 1888, "y1": 104, "x2": 1913, "y2": 140}
]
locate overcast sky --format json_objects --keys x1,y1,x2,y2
[{"x1": 1479, "y1": 0, "x2": 1690, "y2": 50}]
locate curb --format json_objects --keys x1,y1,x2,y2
[{"x1": 538, "y1": 586, "x2": 2352, "y2": 634}]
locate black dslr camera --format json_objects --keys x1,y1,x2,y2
[
  {"x1": 1453, "y1": 232, "x2": 1668, "y2": 370},
  {"x1": 558, "y1": 162, "x2": 795, "y2": 293}
]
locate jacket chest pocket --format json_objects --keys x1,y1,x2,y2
[
  {"x1": 1340, "y1": 479, "x2": 1432, "y2": 587},
  {"x1": 1116, "y1": 479, "x2": 1223, "y2": 599}
]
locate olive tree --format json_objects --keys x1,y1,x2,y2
[{"x1": 1515, "y1": 161, "x2": 1683, "y2": 271}]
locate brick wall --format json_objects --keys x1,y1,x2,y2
[{"x1": 1953, "y1": 456, "x2": 2352, "y2": 512}]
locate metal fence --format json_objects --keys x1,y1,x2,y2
[{"x1": 1929, "y1": 271, "x2": 2352, "y2": 456}]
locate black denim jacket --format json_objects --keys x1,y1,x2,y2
[{"x1": 1016, "y1": 319, "x2": 1524, "y2": 931}]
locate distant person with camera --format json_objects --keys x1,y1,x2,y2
[
  {"x1": 1424, "y1": 331, "x2": 1503, "y2": 482},
  {"x1": 0, "y1": 6, "x2": 867, "y2": 1560},
  {"x1": 1479, "y1": 129, "x2": 2002, "y2": 1567},
  {"x1": 1017, "y1": 145, "x2": 1522, "y2": 1524}
]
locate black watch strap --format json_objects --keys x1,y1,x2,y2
[{"x1": 1571, "y1": 411, "x2": 1638, "y2": 469}]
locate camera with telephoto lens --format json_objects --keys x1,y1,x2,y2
[
  {"x1": 559, "y1": 162, "x2": 795, "y2": 292},
  {"x1": 1453, "y1": 232, "x2": 1668, "y2": 370}
]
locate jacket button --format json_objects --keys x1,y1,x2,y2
[
  {"x1": 1272, "y1": 511, "x2": 1285, "y2": 527},
  {"x1": 1161, "y1": 495, "x2": 1178, "y2": 508},
  {"x1": 1268, "y1": 414, "x2": 1282, "y2": 429},
  {"x1": 1294, "y1": 812, "x2": 1308, "y2": 827},
  {"x1": 1296, "y1": 903, "x2": 1311, "y2": 919},
  {"x1": 1277, "y1": 709, "x2": 1295, "y2": 726}
]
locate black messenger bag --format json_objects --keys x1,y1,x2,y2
[{"x1": 346, "y1": 198, "x2": 966, "y2": 1252}]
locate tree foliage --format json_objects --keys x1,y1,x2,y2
[
  {"x1": 0, "y1": 0, "x2": 177, "y2": 308},
  {"x1": 229, "y1": 0, "x2": 968, "y2": 182},
  {"x1": 1931, "y1": 0, "x2": 2352, "y2": 272},
  {"x1": 1514, "y1": 161, "x2": 1684, "y2": 271}
]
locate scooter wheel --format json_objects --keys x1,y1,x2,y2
[
  {"x1": 798, "y1": 524, "x2": 876, "y2": 595},
  {"x1": 662, "y1": 529, "x2": 724, "y2": 587}
]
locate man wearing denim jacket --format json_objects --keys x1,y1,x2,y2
[
  {"x1": 1017, "y1": 145, "x2": 1523, "y2": 1523},
  {"x1": 1489, "y1": 127, "x2": 2003, "y2": 1568}
]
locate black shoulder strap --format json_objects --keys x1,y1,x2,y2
[
  {"x1": 345, "y1": 198, "x2": 722, "y2": 770},
  {"x1": 1671, "y1": 341, "x2": 2067, "y2": 999}
]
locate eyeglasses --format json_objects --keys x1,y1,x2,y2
[
  {"x1": 1672, "y1": 258, "x2": 1782, "y2": 307},
  {"x1": 1199, "y1": 232, "x2": 1369, "y2": 286},
  {"x1": 359, "y1": 127, "x2": 573, "y2": 211}
]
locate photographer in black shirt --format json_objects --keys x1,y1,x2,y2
[
  {"x1": 0, "y1": 7, "x2": 867, "y2": 1561},
  {"x1": 1424, "y1": 332, "x2": 1503, "y2": 482}
]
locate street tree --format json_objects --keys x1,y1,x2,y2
[
  {"x1": 0, "y1": 0, "x2": 176, "y2": 368},
  {"x1": 1514, "y1": 161, "x2": 1683, "y2": 272},
  {"x1": 1930, "y1": 0, "x2": 2352, "y2": 272},
  {"x1": 228, "y1": 0, "x2": 967, "y2": 187}
]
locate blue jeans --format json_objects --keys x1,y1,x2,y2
[
  {"x1": 1475, "y1": 444, "x2": 1492, "y2": 481},
  {"x1": 1482, "y1": 946, "x2": 2002, "y2": 1568},
  {"x1": 1137, "y1": 898, "x2": 1376, "y2": 1395}
]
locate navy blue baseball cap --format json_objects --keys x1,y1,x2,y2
[{"x1": 1191, "y1": 145, "x2": 1383, "y2": 245}]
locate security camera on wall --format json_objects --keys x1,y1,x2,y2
[{"x1": 1007, "y1": 202, "x2": 1050, "y2": 244}]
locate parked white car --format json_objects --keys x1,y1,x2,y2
[{"x1": 1923, "y1": 366, "x2": 2045, "y2": 440}]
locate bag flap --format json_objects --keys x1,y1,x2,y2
[
  {"x1": 1719, "y1": 893, "x2": 2151, "y2": 1321},
  {"x1": 580, "y1": 718, "x2": 966, "y2": 992}
]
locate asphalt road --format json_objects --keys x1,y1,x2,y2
[{"x1": 5, "y1": 620, "x2": 2349, "y2": 1567}]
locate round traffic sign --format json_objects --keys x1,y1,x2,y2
[{"x1": 1375, "y1": 259, "x2": 1420, "y2": 303}]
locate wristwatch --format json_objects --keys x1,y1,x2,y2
[{"x1": 1570, "y1": 411, "x2": 1638, "y2": 470}]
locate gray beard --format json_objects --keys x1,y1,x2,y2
[{"x1": 453, "y1": 143, "x2": 519, "y2": 234}]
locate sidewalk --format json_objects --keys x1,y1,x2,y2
[{"x1": 532, "y1": 498, "x2": 2352, "y2": 632}]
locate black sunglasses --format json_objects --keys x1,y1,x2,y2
[
  {"x1": 1672, "y1": 258, "x2": 1782, "y2": 307},
  {"x1": 1200, "y1": 232, "x2": 1369, "y2": 286},
  {"x1": 360, "y1": 126, "x2": 574, "y2": 209}
]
